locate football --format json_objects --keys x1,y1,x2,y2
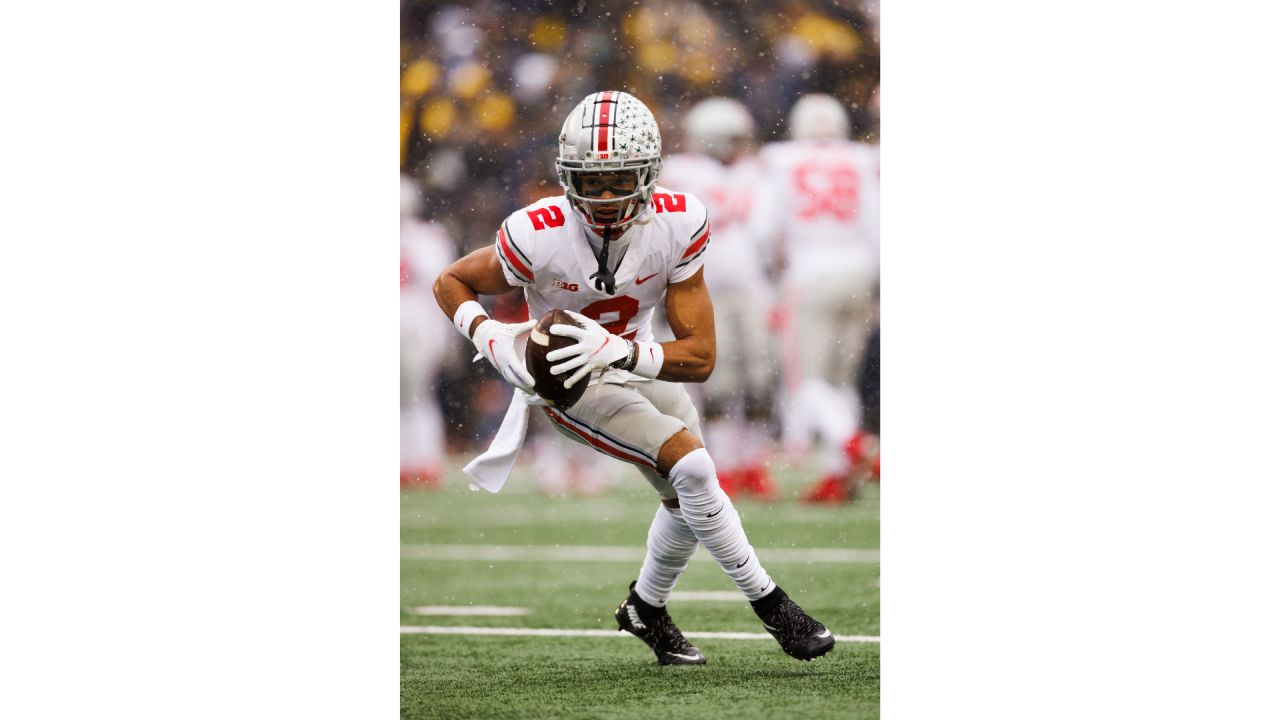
[{"x1": 526, "y1": 309, "x2": 588, "y2": 409}]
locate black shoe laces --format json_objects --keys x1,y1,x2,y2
[
  {"x1": 767, "y1": 599, "x2": 822, "y2": 642},
  {"x1": 648, "y1": 612, "x2": 694, "y2": 653}
]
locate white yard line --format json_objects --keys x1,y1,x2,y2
[
  {"x1": 400, "y1": 625, "x2": 879, "y2": 644},
  {"x1": 401, "y1": 544, "x2": 879, "y2": 564},
  {"x1": 409, "y1": 606, "x2": 530, "y2": 616}
]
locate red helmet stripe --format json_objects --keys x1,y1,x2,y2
[{"x1": 596, "y1": 91, "x2": 614, "y2": 153}]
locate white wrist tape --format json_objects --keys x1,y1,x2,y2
[
  {"x1": 631, "y1": 340, "x2": 664, "y2": 379},
  {"x1": 452, "y1": 300, "x2": 488, "y2": 340}
]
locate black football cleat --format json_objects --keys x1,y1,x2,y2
[
  {"x1": 751, "y1": 587, "x2": 836, "y2": 661},
  {"x1": 615, "y1": 582, "x2": 707, "y2": 665}
]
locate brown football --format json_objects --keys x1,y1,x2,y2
[{"x1": 526, "y1": 309, "x2": 588, "y2": 409}]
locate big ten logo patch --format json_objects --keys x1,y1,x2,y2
[{"x1": 552, "y1": 279, "x2": 580, "y2": 292}]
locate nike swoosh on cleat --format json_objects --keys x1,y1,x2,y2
[
  {"x1": 667, "y1": 652, "x2": 702, "y2": 661},
  {"x1": 815, "y1": 629, "x2": 832, "y2": 638},
  {"x1": 763, "y1": 623, "x2": 778, "y2": 631}
]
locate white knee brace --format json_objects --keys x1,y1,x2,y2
[{"x1": 667, "y1": 448, "x2": 775, "y2": 600}]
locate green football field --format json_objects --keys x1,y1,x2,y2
[{"x1": 401, "y1": 453, "x2": 880, "y2": 719}]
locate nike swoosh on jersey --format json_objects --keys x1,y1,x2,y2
[{"x1": 635, "y1": 271, "x2": 659, "y2": 285}]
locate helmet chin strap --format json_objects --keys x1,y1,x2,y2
[{"x1": 590, "y1": 225, "x2": 617, "y2": 295}]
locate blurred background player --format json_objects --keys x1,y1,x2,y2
[
  {"x1": 662, "y1": 97, "x2": 779, "y2": 500},
  {"x1": 757, "y1": 93, "x2": 880, "y2": 502},
  {"x1": 400, "y1": 175, "x2": 456, "y2": 488}
]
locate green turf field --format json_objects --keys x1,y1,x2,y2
[{"x1": 401, "y1": 454, "x2": 880, "y2": 719}]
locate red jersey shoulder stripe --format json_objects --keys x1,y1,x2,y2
[
  {"x1": 501, "y1": 220, "x2": 531, "y2": 265},
  {"x1": 681, "y1": 223, "x2": 711, "y2": 259},
  {"x1": 497, "y1": 226, "x2": 534, "y2": 282}
]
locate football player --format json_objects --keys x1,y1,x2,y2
[
  {"x1": 400, "y1": 175, "x2": 455, "y2": 489},
  {"x1": 757, "y1": 94, "x2": 881, "y2": 502},
  {"x1": 434, "y1": 91, "x2": 834, "y2": 665},
  {"x1": 661, "y1": 97, "x2": 779, "y2": 500}
]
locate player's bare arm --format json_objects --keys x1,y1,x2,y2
[
  {"x1": 657, "y1": 267, "x2": 716, "y2": 383},
  {"x1": 433, "y1": 246, "x2": 511, "y2": 338}
]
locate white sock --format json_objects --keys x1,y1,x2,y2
[
  {"x1": 634, "y1": 504, "x2": 699, "y2": 607},
  {"x1": 667, "y1": 448, "x2": 776, "y2": 600}
]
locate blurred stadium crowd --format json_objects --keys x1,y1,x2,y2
[{"x1": 401, "y1": 0, "x2": 879, "y2": 501}]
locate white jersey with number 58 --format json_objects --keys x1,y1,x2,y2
[
  {"x1": 493, "y1": 190, "x2": 710, "y2": 378},
  {"x1": 758, "y1": 139, "x2": 880, "y2": 283}
]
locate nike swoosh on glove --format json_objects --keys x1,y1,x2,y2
[
  {"x1": 471, "y1": 318, "x2": 537, "y2": 393},
  {"x1": 546, "y1": 310, "x2": 630, "y2": 389}
]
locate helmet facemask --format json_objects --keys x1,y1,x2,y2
[{"x1": 556, "y1": 160, "x2": 661, "y2": 234}]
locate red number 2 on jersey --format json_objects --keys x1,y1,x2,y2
[
  {"x1": 527, "y1": 205, "x2": 566, "y2": 230},
  {"x1": 579, "y1": 295, "x2": 640, "y2": 338},
  {"x1": 651, "y1": 192, "x2": 687, "y2": 213}
]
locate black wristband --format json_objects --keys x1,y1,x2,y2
[{"x1": 610, "y1": 340, "x2": 638, "y2": 371}]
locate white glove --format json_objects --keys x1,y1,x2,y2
[
  {"x1": 471, "y1": 318, "x2": 537, "y2": 393},
  {"x1": 517, "y1": 388, "x2": 553, "y2": 407},
  {"x1": 547, "y1": 310, "x2": 632, "y2": 389}
]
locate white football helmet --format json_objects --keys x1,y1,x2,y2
[
  {"x1": 683, "y1": 97, "x2": 755, "y2": 163},
  {"x1": 556, "y1": 91, "x2": 662, "y2": 234},
  {"x1": 787, "y1": 94, "x2": 851, "y2": 140}
]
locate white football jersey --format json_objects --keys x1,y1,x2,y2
[
  {"x1": 758, "y1": 139, "x2": 880, "y2": 282},
  {"x1": 494, "y1": 190, "x2": 710, "y2": 380},
  {"x1": 661, "y1": 153, "x2": 770, "y2": 294}
]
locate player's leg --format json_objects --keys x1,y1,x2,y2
[
  {"x1": 420, "y1": 335, "x2": 447, "y2": 481},
  {"x1": 825, "y1": 283, "x2": 879, "y2": 498},
  {"x1": 737, "y1": 288, "x2": 780, "y2": 499},
  {"x1": 400, "y1": 318, "x2": 438, "y2": 489},
  {"x1": 655, "y1": 431, "x2": 773, "y2": 599},
  {"x1": 703, "y1": 292, "x2": 753, "y2": 496},
  {"x1": 646, "y1": 381, "x2": 832, "y2": 659},
  {"x1": 796, "y1": 281, "x2": 866, "y2": 501},
  {"x1": 656, "y1": 429, "x2": 835, "y2": 660},
  {"x1": 537, "y1": 382, "x2": 706, "y2": 664},
  {"x1": 848, "y1": 323, "x2": 881, "y2": 484},
  {"x1": 778, "y1": 284, "x2": 816, "y2": 457}
]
